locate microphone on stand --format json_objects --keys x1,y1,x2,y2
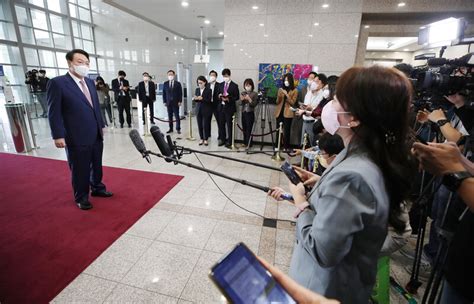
[
  {"x1": 129, "y1": 129, "x2": 151, "y2": 163},
  {"x1": 150, "y1": 126, "x2": 174, "y2": 162}
]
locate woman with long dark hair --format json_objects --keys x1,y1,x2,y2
[
  {"x1": 274, "y1": 73, "x2": 298, "y2": 150},
  {"x1": 270, "y1": 66, "x2": 414, "y2": 303}
]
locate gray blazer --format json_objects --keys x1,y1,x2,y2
[{"x1": 289, "y1": 148, "x2": 389, "y2": 304}]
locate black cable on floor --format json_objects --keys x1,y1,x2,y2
[{"x1": 193, "y1": 152, "x2": 296, "y2": 225}]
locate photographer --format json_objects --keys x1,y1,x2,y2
[
  {"x1": 271, "y1": 66, "x2": 414, "y2": 303},
  {"x1": 413, "y1": 141, "x2": 473, "y2": 303},
  {"x1": 445, "y1": 91, "x2": 474, "y2": 131},
  {"x1": 25, "y1": 69, "x2": 49, "y2": 117}
]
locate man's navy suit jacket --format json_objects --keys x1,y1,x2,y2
[{"x1": 47, "y1": 73, "x2": 105, "y2": 146}]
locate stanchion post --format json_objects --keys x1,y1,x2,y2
[
  {"x1": 231, "y1": 114, "x2": 237, "y2": 150},
  {"x1": 300, "y1": 133, "x2": 308, "y2": 168},
  {"x1": 187, "y1": 112, "x2": 196, "y2": 141},
  {"x1": 143, "y1": 105, "x2": 150, "y2": 137},
  {"x1": 272, "y1": 122, "x2": 285, "y2": 161}
]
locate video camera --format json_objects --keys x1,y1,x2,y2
[
  {"x1": 410, "y1": 53, "x2": 474, "y2": 112},
  {"x1": 257, "y1": 87, "x2": 268, "y2": 103}
]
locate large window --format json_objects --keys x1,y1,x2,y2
[{"x1": 0, "y1": 0, "x2": 97, "y2": 104}]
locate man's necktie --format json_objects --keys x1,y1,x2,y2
[
  {"x1": 79, "y1": 80, "x2": 93, "y2": 107},
  {"x1": 224, "y1": 82, "x2": 228, "y2": 95}
]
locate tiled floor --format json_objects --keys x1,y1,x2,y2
[{"x1": 1, "y1": 103, "x2": 428, "y2": 303}]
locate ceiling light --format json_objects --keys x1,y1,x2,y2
[
  {"x1": 244, "y1": 52, "x2": 248, "y2": 55},
  {"x1": 204, "y1": 20, "x2": 210, "y2": 24},
  {"x1": 398, "y1": 2, "x2": 406, "y2": 7},
  {"x1": 249, "y1": 55, "x2": 252, "y2": 58},
  {"x1": 403, "y1": 48, "x2": 409, "y2": 51},
  {"x1": 240, "y1": 48, "x2": 243, "y2": 51},
  {"x1": 174, "y1": 36, "x2": 177, "y2": 40},
  {"x1": 181, "y1": 1, "x2": 189, "y2": 7},
  {"x1": 308, "y1": 34, "x2": 313, "y2": 37},
  {"x1": 259, "y1": 23, "x2": 264, "y2": 26},
  {"x1": 218, "y1": 31, "x2": 224, "y2": 35},
  {"x1": 264, "y1": 34, "x2": 268, "y2": 37},
  {"x1": 364, "y1": 25, "x2": 370, "y2": 29},
  {"x1": 233, "y1": 43, "x2": 237, "y2": 46},
  {"x1": 382, "y1": 55, "x2": 386, "y2": 58},
  {"x1": 420, "y1": 26, "x2": 426, "y2": 29},
  {"x1": 314, "y1": 22, "x2": 319, "y2": 26},
  {"x1": 322, "y1": 4, "x2": 329, "y2": 8},
  {"x1": 252, "y1": 5, "x2": 258, "y2": 10},
  {"x1": 355, "y1": 34, "x2": 359, "y2": 38}
]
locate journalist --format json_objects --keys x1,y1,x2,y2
[
  {"x1": 272, "y1": 66, "x2": 414, "y2": 303},
  {"x1": 240, "y1": 78, "x2": 258, "y2": 146},
  {"x1": 412, "y1": 141, "x2": 474, "y2": 303}
]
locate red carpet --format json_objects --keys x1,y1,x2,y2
[{"x1": 0, "y1": 153, "x2": 183, "y2": 303}]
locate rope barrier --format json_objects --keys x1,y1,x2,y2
[
  {"x1": 236, "y1": 123, "x2": 278, "y2": 137},
  {"x1": 153, "y1": 116, "x2": 182, "y2": 123}
]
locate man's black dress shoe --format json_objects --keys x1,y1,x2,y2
[
  {"x1": 177, "y1": 130, "x2": 181, "y2": 134},
  {"x1": 225, "y1": 143, "x2": 232, "y2": 149},
  {"x1": 166, "y1": 129, "x2": 173, "y2": 134},
  {"x1": 218, "y1": 140, "x2": 225, "y2": 146},
  {"x1": 76, "y1": 200, "x2": 93, "y2": 210},
  {"x1": 91, "y1": 191, "x2": 114, "y2": 197}
]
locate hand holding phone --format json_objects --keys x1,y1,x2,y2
[{"x1": 209, "y1": 243, "x2": 296, "y2": 304}]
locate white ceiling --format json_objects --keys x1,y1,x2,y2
[
  {"x1": 105, "y1": 0, "x2": 225, "y2": 40},
  {"x1": 366, "y1": 37, "x2": 420, "y2": 51}
]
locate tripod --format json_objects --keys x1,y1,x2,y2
[{"x1": 246, "y1": 98, "x2": 276, "y2": 156}]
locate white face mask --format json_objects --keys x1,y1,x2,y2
[
  {"x1": 143, "y1": 76, "x2": 149, "y2": 81},
  {"x1": 284, "y1": 81, "x2": 290, "y2": 87},
  {"x1": 73, "y1": 65, "x2": 89, "y2": 77},
  {"x1": 310, "y1": 81, "x2": 318, "y2": 91},
  {"x1": 209, "y1": 76, "x2": 216, "y2": 82},
  {"x1": 168, "y1": 75, "x2": 174, "y2": 81},
  {"x1": 307, "y1": 79, "x2": 313, "y2": 87},
  {"x1": 322, "y1": 88, "x2": 330, "y2": 99},
  {"x1": 223, "y1": 77, "x2": 230, "y2": 83},
  {"x1": 245, "y1": 86, "x2": 252, "y2": 92},
  {"x1": 198, "y1": 83, "x2": 205, "y2": 89}
]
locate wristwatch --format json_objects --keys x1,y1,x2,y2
[
  {"x1": 436, "y1": 119, "x2": 449, "y2": 128},
  {"x1": 442, "y1": 171, "x2": 472, "y2": 192}
]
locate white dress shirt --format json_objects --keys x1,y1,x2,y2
[
  {"x1": 68, "y1": 71, "x2": 90, "y2": 96},
  {"x1": 303, "y1": 89, "x2": 323, "y2": 121}
]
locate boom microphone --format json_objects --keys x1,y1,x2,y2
[
  {"x1": 150, "y1": 126, "x2": 174, "y2": 162},
  {"x1": 129, "y1": 129, "x2": 151, "y2": 163}
]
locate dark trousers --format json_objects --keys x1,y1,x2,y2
[
  {"x1": 210, "y1": 106, "x2": 219, "y2": 138},
  {"x1": 276, "y1": 114, "x2": 293, "y2": 149},
  {"x1": 197, "y1": 110, "x2": 212, "y2": 140},
  {"x1": 167, "y1": 104, "x2": 180, "y2": 131},
  {"x1": 218, "y1": 109, "x2": 234, "y2": 144},
  {"x1": 242, "y1": 111, "x2": 255, "y2": 145},
  {"x1": 141, "y1": 99, "x2": 154, "y2": 123},
  {"x1": 117, "y1": 96, "x2": 131, "y2": 126},
  {"x1": 36, "y1": 92, "x2": 47, "y2": 115},
  {"x1": 65, "y1": 138, "x2": 106, "y2": 202},
  {"x1": 100, "y1": 104, "x2": 109, "y2": 126}
]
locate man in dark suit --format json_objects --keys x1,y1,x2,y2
[
  {"x1": 137, "y1": 72, "x2": 156, "y2": 125},
  {"x1": 207, "y1": 70, "x2": 220, "y2": 140},
  {"x1": 162, "y1": 70, "x2": 182, "y2": 134},
  {"x1": 47, "y1": 49, "x2": 113, "y2": 210},
  {"x1": 111, "y1": 70, "x2": 132, "y2": 128},
  {"x1": 217, "y1": 68, "x2": 239, "y2": 148}
]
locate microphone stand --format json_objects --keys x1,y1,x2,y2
[
  {"x1": 170, "y1": 143, "x2": 282, "y2": 172},
  {"x1": 147, "y1": 150, "x2": 272, "y2": 192}
]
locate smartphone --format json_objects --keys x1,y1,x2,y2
[
  {"x1": 415, "y1": 134, "x2": 428, "y2": 145},
  {"x1": 209, "y1": 243, "x2": 296, "y2": 304},
  {"x1": 280, "y1": 161, "x2": 303, "y2": 185},
  {"x1": 241, "y1": 91, "x2": 248, "y2": 96}
]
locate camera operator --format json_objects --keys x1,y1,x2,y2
[
  {"x1": 25, "y1": 69, "x2": 49, "y2": 117},
  {"x1": 269, "y1": 66, "x2": 414, "y2": 303},
  {"x1": 412, "y1": 141, "x2": 473, "y2": 303},
  {"x1": 37, "y1": 70, "x2": 49, "y2": 117},
  {"x1": 445, "y1": 91, "x2": 474, "y2": 131}
]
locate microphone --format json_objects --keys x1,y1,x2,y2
[
  {"x1": 129, "y1": 129, "x2": 151, "y2": 163},
  {"x1": 150, "y1": 126, "x2": 174, "y2": 162}
]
